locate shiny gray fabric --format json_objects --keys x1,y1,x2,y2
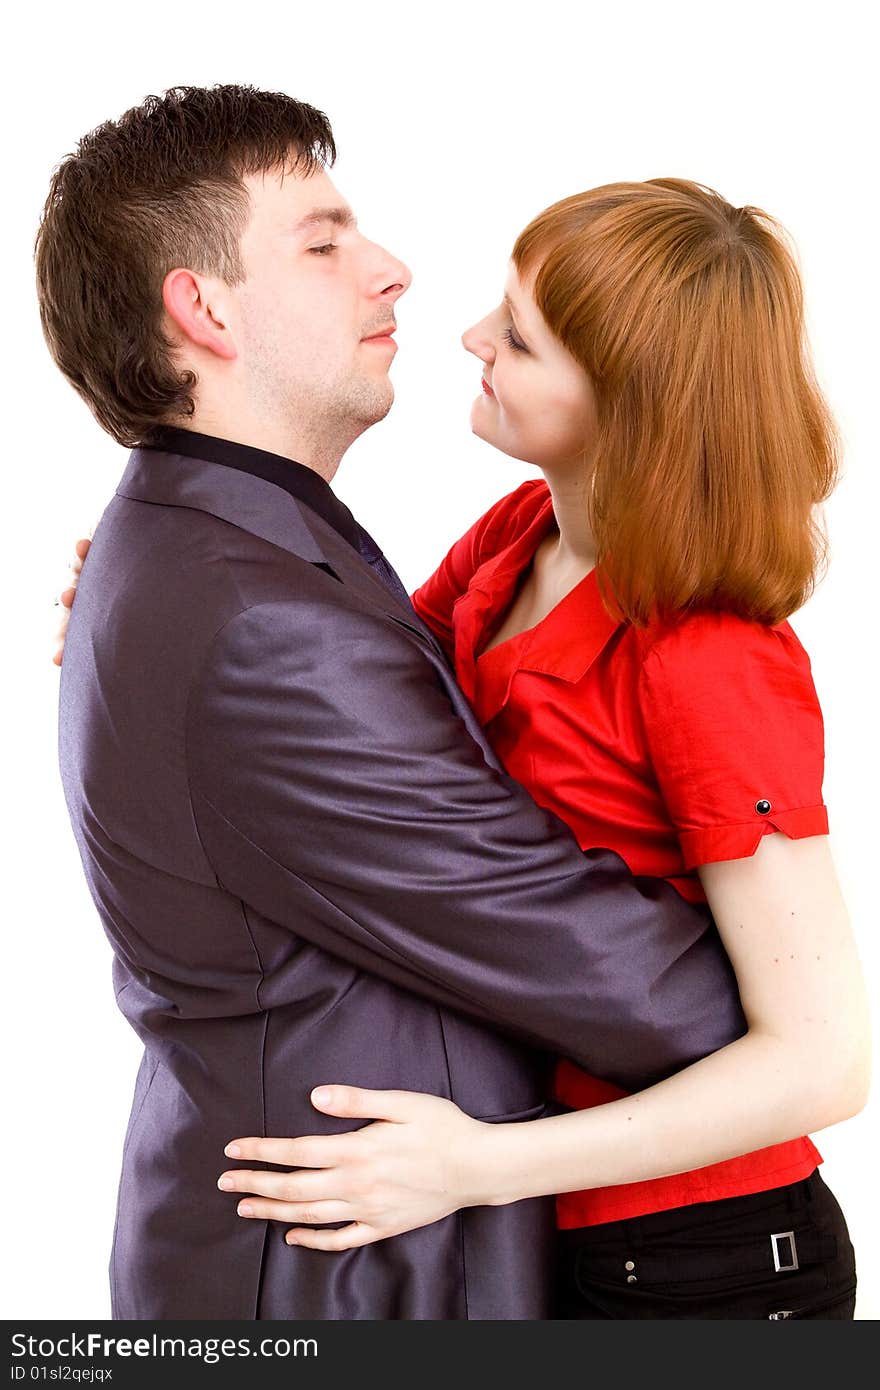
[{"x1": 58, "y1": 448, "x2": 746, "y2": 1320}]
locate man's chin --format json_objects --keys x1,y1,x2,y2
[{"x1": 356, "y1": 380, "x2": 394, "y2": 426}]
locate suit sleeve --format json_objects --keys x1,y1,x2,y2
[{"x1": 186, "y1": 599, "x2": 746, "y2": 1091}]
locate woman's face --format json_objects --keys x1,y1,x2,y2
[{"x1": 462, "y1": 263, "x2": 598, "y2": 475}]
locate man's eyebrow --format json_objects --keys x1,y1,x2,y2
[{"x1": 292, "y1": 206, "x2": 357, "y2": 235}]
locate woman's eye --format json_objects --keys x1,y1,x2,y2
[
  {"x1": 309, "y1": 243, "x2": 337, "y2": 256},
  {"x1": 502, "y1": 327, "x2": 527, "y2": 352}
]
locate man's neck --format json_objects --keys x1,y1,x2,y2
[{"x1": 180, "y1": 411, "x2": 347, "y2": 484}]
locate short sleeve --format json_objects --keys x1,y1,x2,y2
[
  {"x1": 637, "y1": 613, "x2": 829, "y2": 870},
  {"x1": 411, "y1": 480, "x2": 548, "y2": 659}
]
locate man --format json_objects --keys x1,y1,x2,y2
[{"x1": 41, "y1": 84, "x2": 744, "y2": 1320}]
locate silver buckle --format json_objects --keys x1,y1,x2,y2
[{"x1": 771, "y1": 1230, "x2": 799, "y2": 1273}]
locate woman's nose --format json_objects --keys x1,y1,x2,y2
[{"x1": 461, "y1": 319, "x2": 492, "y2": 360}]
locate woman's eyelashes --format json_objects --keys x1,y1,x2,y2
[
  {"x1": 502, "y1": 326, "x2": 528, "y2": 352},
  {"x1": 309, "y1": 243, "x2": 337, "y2": 256}
]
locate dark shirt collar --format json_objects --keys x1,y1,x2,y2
[{"x1": 142, "y1": 426, "x2": 362, "y2": 550}]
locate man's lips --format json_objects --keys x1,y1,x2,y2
[{"x1": 362, "y1": 326, "x2": 397, "y2": 341}]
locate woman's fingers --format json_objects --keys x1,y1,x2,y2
[
  {"x1": 53, "y1": 595, "x2": 74, "y2": 666},
  {"x1": 65, "y1": 539, "x2": 90, "y2": 591},
  {"x1": 286, "y1": 1223, "x2": 379, "y2": 1250},
  {"x1": 218, "y1": 1165, "x2": 341, "y2": 1202},
  {"x1": 309, "y1": 1085, "x2": 423, "y2": 1122},
  {"x1": 52, "y1": 537, "x2": 92, "y2": 667},
  {"x1": 223, "y1": 1134, "x2": 344, "y2": 1168},
  {"x1": 234, "y1": 1198, "x2": 354, "y2": 1225}
]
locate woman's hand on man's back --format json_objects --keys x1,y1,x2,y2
[{"x1": 53, "y1": 536, "x2": 91, "y2": 666}]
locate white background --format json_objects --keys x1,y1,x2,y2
[{"x1": 3, "y1": 0, "x2": 877, "y2": 1320}]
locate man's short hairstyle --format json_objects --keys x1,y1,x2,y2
[{"x1": 34, "y1": 84, "x2": 336, "y2": 445}]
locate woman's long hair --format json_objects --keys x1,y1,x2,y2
[{"x1": 513, "y1": 178, "x2": 840, "y2": 626}]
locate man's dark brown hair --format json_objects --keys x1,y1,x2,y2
[{"x1": 34, "y1": 84, "x2": 336, "y2": 446}]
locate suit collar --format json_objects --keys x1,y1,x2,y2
[
  {"x1": 118, "y1": 447, "x2": 327, "y2": 562},
  {"x1": 116, "y1": 447, "x2": 444, "y2": 654},
  {"x1": 140, "y1": 427, "x2": 363, "y2": 550}
]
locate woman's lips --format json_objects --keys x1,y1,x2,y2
[{"x1": 481, "y1": 378, "x2": 495, "y2": 397}]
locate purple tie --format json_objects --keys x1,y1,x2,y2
[{"x1": 354, "y1": 524, "x2": 414, "y2": 610}]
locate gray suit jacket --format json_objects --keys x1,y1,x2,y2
[{"x1": 58, "y1": 445, "x2": 745, "y2": 1320}]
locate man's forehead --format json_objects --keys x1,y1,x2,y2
[{"x1": 242, "y1": 165, "x2": 354, "y2": 227}]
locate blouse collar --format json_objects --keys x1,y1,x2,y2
[{"x1": 453, "y1": 490, "x2": 623, "y2": 716}]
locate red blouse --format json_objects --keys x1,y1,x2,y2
[{"x1": 412, "y1": 479, "x2": 826, "y2": 1229}]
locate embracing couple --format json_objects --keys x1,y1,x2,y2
[{"x1": 42, "y1": 84, "x2": 868, "y2": 1321}]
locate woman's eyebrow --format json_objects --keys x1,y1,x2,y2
[{"x1": 503, "y1": 292, "x2": 528, "y2": 335}]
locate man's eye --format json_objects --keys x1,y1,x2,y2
[{"x1": 309, "y1": 243, "x2": 337, "y2": 256}]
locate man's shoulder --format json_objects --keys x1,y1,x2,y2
[
  {"x1": 74, "y1": 491, "x2": 443, "y2": 723},
  {"x1": 96, "y1": 489, "x2": 327, "y2": 621},
  {"x1": 63, "y1": 493, "x2": 356, "y2": 720}
]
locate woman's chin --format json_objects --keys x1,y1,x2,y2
[
  {"x1": 468, "y1": 405, "x2": 536, "y2": 468},
  {"x1": 469, "y1": 403, "x2": 488, "y2": 438},
  {"x1": 469, "y1": 425, "x2": 532, "y2": 469},
  {"x1": 469, "y1": 396, "x2": 502, "y2": 440}
]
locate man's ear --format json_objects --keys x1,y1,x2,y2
[{"x1": 161, "y1": 268, "x2": 238, "y2": 362}]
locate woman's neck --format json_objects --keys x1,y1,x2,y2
[
  {"x1": 540, "y1": 467, "x2": 597, "y2": 576},
  {"x1": 479, "y1": 467, "x2": 598, "y2": 657}
]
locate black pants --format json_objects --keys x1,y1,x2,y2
[{"x1": 555, "y1": 1170, "x2": 856, "y2": 1319}]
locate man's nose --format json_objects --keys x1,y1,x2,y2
[{"x1": 372, "y1": 245, "x2": 412, "y2": 302}]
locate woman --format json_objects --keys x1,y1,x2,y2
[{"x1": 59, "y1": 179, "x2": 870, "y2": 1318}]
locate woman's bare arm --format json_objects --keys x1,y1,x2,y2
[
  {"x1": 473, "y1": 831, "x2": 869, "y2": 1205},
  {"x1": 216, "y1": 830, "x2": 870, "y2": 1250}
]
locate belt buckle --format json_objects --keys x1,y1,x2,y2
[{"x1": 771, "y1": 1230, "x2": 799, "y2": 1273}]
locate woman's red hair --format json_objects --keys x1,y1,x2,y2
[{"x1": 513, "y1": 178, "x2": 840, "y2": 626}]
